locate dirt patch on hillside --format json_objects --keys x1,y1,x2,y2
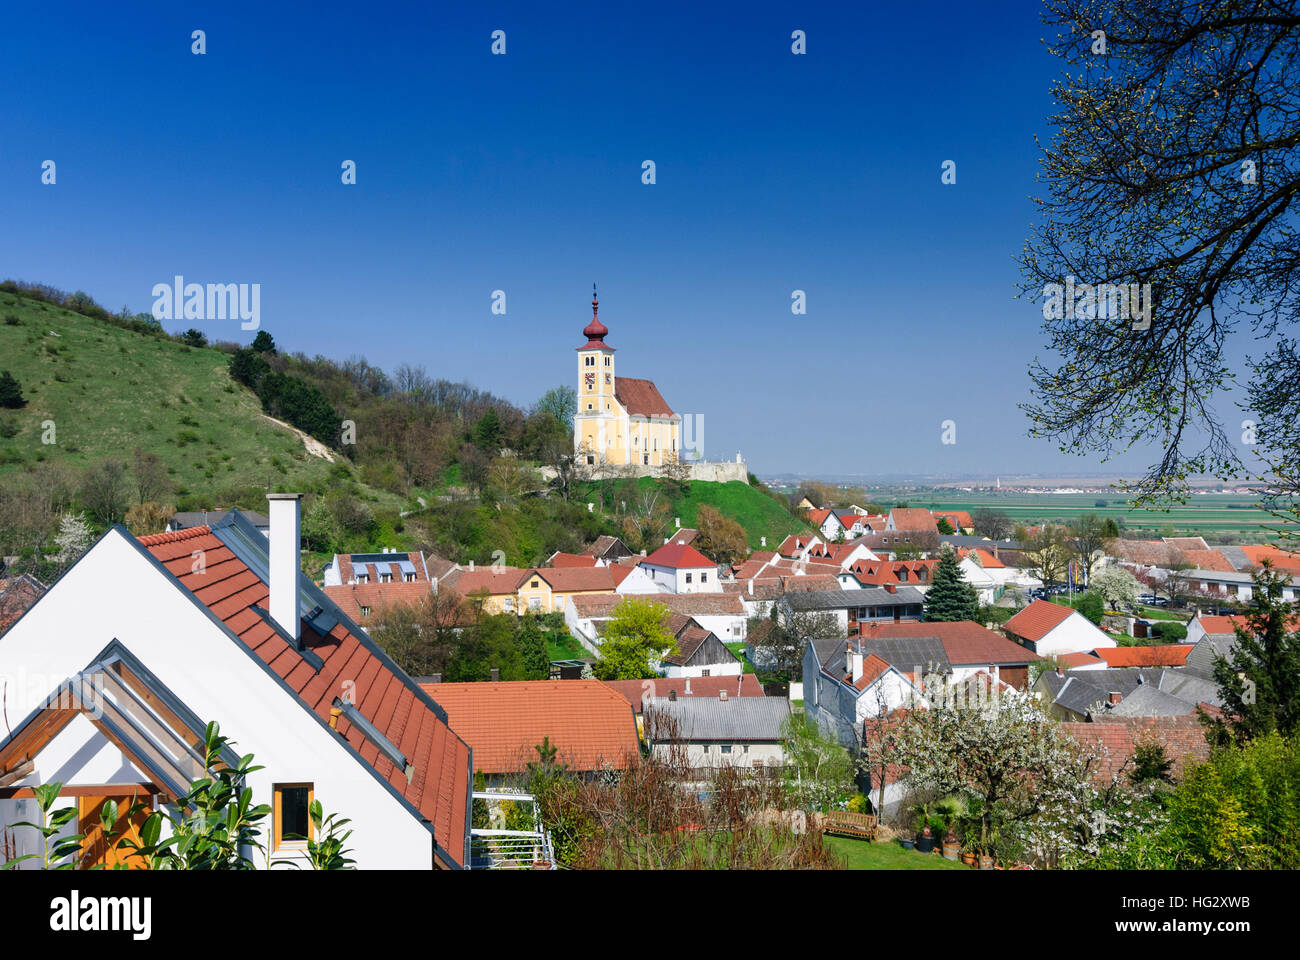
[{"x1": 261, "y1": 414, "x2": 336, "y2": 462}]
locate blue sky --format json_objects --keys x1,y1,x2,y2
[{"x1": 0, "y1": 1, "x2": 1259, "y2": 479}]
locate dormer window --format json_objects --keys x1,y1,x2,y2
[
  {"x1": 360, "y1": 605, "x2": 371, "y2": 617},
  {"x1": 356, "y1": 573, "x2": 368, "y2": 583},
  {"x1": 404, "y1": 573, "x2": 415, "y2": 582},
  {"x1": 380, "y1": 573, "x2": 392, "y2": 583}
]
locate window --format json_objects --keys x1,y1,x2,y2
[
  {"x1": 701, "y1": 572, "x2": 708, "y2": 583},
  {"x1": 360, "y1": 605, "x2": 371, "y2": 617},
  {"x1": 685, "y1": 573, "x2": 693, "y2": 584},
  {"x1": 720, "y1": 745, "x2": 732, "y2": 754},
  {"x1": 702, "y1": 669, "x2": 710, "y2": 677},
  {"x1": 585, "y1": 356, "x2": 594, "y2": 366},
  {"x1": 404, "y1": 573, "x2": 415, "y2": 582},
  {"x1": 274, "y1": 784, "x2": 313, "y2": 850},
  {"x1": 356, "y1": 573, "x2": 368, "y2": 583},
  {"x1": 380, "y1": 573, "x2": 392, "y2": 583},
  {"x1": 530, "y1": 597, "x2": 541, "y2": 611},
  {"x1": 531, "y1": 579, "x2": 539, "y2": 588},
  {"x1": 587, "y1": 455, "x2": 594, "y2": 465},
  {"x1": 634, "y1": 437, "x2": 639, "y2": 446},
  {"x1": 604, "y1": 356, "x2": 610, "y2": 366}
]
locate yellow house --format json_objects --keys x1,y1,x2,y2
[
  {"x1": 574, "y1": 291, "x2": 681, "y2": 467},
  {"x1": 448, "y1": 565, "x2": 619, "y2": 615}
]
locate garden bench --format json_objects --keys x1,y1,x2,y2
[{"x1": 822, "y1": 811, "x2": 878, "y2": 841}]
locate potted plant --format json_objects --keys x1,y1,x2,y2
[
  {"x1": 978, "y1": 826, "x2": 998, "y2": 870},
  {"x1": 959, "y1": 838, "x2": 978, "y2": 868},
  {"x1": 899, "y1": 832, "x2": 915, "y2": 850},
  {"x1": 934, "y1": 795, "x2": 967, "y2": 861},
  {"x1": 912, "y1": 802, "x2": 935, "y2": 853}
]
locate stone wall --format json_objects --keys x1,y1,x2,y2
[{"x1": 573, "y1": 459, "x2": 749, "y2": 484}]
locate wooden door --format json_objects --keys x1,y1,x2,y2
[{"x1": 77, "y1": 794, "x2": 153, "y2": 869}]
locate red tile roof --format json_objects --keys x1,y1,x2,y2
[
  {"x1": 889, "y1": 508, "x2": 938, "y2": 532},
  {"x1": 419, "y1": 680, "x2": 640, "y2": 772},
  {"x1": 533, "y1": 566, "x2": 617, "y2": 592},
  {"x1": 1003, "y1": 599, "x2": 1077, "y2": 643},
  {"x1": 644, "y1": 541, "x2": 717, "y2": 570},
  {"x1": 139, "y1": 526, "x2": 471, "y2": 867},
  {"x1": 614, "y1": 376, "x2": 676, "y2": 418},
  {"x1": 570, "y1": 592, "x2": 745, "y2": 618},
  {"x1": 1239, "y1": 544, "x2": 1300, "y2": 572},
  {"x1": 959, "y1": 547, "x2": 1005, "y2": 569},
  {"x1": 854, "y1": 653, "x2": 893, "y2": 690},
  {"x1": 1058, "y1": 651, "x2": 1104, "y2": 668},
  {"x1": 603, "y1": 674, "x2": 765, "y2": 709},
  {"x1": 334, "y1": 551, "x2": 429, "y2": 583},
  {"x1": 1178, "y1": 549, "x2": 1235, "y2": 572},
  {"x1": 443, "y1": 566, "x2": 530, "y2": 597},
  {"x1": 321, "y1": 581, "x2": 434, "y2": 622},
  {"x1": 777, "y1": 535, "x2": 817, "y2": 557},
  {"x1": 1094, "y1": 644, "x2": 1194, "y2": 667},
  {"x1": 1060, "y1": 715, "x2": 1212, "y2": 783},
  {"x1": 549, "y1": 552, "x2": 600, "y2": 568}
]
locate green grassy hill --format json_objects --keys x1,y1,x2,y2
[
  {"x1": 0, "y1": 289, "x2": 394, "y2": 509},
  {"x1": 576, "y1": 476, "x2": 811, "y2": 550}
]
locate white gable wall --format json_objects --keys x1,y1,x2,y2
[
  {"x1": 0, "y1": 529, "x2": 448, "y2": 869},
  {"x1": 1035, "y1": 612, "x2": 1117, "y2": 657}
]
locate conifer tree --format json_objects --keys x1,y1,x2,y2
[
  {"x1": 519, "y1": 613, "x2": 549, "y2": 680},
  {"x1": 0, "y1": 370, "x2": 24, "y2": 408},
  {"x1": 922, "y1": 549, "x2": 978, "y2": 622}
]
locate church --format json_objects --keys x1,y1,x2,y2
[{"x1": 573, "y1": 291, "x2": 681, "y2": 467}]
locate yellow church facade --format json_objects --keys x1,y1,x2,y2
[{"x1": 573, "y1": 292, "x2": 681, "y2": 467}]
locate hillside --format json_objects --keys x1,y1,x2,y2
[
  {"x1": 0, "y1": 288, "x2": 398, "y2": 510},
  {"x1": 576, "y1": 477, "x2": 812, "y2": 550}
]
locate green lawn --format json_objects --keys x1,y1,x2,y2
[
  {"x1": 825, "y1": 837, "x2": 971, "y2": 870},
  {"x1": 1132, "y1": 605, "x2": 1188, "y2": 622},
  {"x1": 725, "y1": 641, "x2": 755, "y2": 674},
  {"x1": 545, "y1": 630, "x2": 590, "y2": 662}
]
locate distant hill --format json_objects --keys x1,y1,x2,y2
[{"x1": 0, "y1": 287, "x2": 392, "y2": 508}]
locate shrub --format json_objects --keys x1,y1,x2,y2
[{"x1": 1152, "y1": 621, "x2": 1188, "y2": 641}]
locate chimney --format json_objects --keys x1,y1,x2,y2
[
  {"x1": 266, "y1": 494, "x2": 302, "y2": 643},
  {"x1": 1108, "y1": 691, "x2": 1121, "y2": 705},
  {"x1": 719, "y1": 689, "x2": 728, "y2": 701},
  {"x1": 1055, "y1": 667, "x2": 1063, "y2": 677},
  {"x1": 490, "y1": 667, "x2": 500, "y2": 682},
  {"x1": 469, "y1": 560, "x2": 475, "y2": 572},
  {"x1": 761, "y1": 537, "x2": 766, "y2": 548},
  {"x1": 850, "y1": 651, "x2": 863, "y2": 684},
  {"x1": 885, "y1": 583, "x2": 897, "y2": 593},
  {"x1": 684, "y1": 677, "x2": 692, "y2": 695},
  {"x1": 675, "y1": 517, "x2": 681, "y2": 528},
  {"x1": 669, "y1": 689, "x2": 677, "y2": 701}
]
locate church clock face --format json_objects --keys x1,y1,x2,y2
[
  {"x1": 604, "y1": 373, "x2": 611, "y2": 385},
  {"x1": 585, "y1": 372, "x2": 595, "y2": 390}
]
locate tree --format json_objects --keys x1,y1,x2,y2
[
  {"x1": 228, "y1": 347, "x2": 270, "y2": 389},
  {"x1": 457, "y1": 443, "x2": 490, "y2": 495},
  {"x1": 1203, "y1": 563, "x2": 1300, "y2": 747},
  {"x1": 1075, "y1": 592, "x2": 1105, "y2": 626},
  {"x1": 251, "y1": 330, "x2": 276, "y2": 353},
  {"x1": 535, "y1": 385, "x2": 576, "y2": 426},
  {"x1": 1091, "y1": 565, "x2": 1141, "y2": 610},
  {"x1": 473, "y1": 408, "x2": 504, "y2": 453},
  {"x1": 1067, "y1": 513, "x2": 1110, "y2": 585},
  {"x1": 592, "y1": 597, "x2": 676, "y2": 680},
  {"x1": 781, "y1": 714, "x2": 859, "y2": 810},
  {"x1": 935, "y1": 516, "x2": 955, "y2": 535},
  {"x1": 923, "y1": 549, "x2": 978, "y2": 622},
  {"x1": 52, "y1": 511, "x2": 93, "y2": 567},
  {"x1": 0, "y1": 370, "x2": 25, "y2": 408},
  {"x1": 518, "y1": 613, "x2": 549, "y2": 680},
  {"x1": 695, "y1": 504, "x2": 748, "y2": 567},
  {"x1": 179, "y1": 328, "x2": 208, "y2": 348},
  {"x1": 124, "y1": 501, "x2": 175, "y2": 537},
  {"x1": 1020, "y1": 1, "x2": 1300, "y2": 516},
  {"x1": 752, "y1": 607, "x2": 842, "y2": 679},
  {"x1": 1022, "y1": 525, "x2": 1069, "y2": 588},
  {"x1": 972, "y1": 504, "x2": 1008, "y2": 541},
  {"x1": 131, "y1": 448, "x2": 171, "y2": 505},
  {"x1": 79, "y1": 459, "x2": 131, "y2": 526}
]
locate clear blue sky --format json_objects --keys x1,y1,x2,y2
[{"x1": 0, "y1": 1, "x2": 1255, "y2": 479}]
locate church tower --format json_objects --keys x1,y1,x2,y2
[{"x1": 575, "y1": 287, "x2": 616, "y2": 463}]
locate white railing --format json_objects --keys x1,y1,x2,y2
[{"x1": 470, "y1": 790, "x2": 557, "y2": 869}]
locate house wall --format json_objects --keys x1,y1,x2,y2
[
  {"x1": 0, "y1": 529, "x2": 449, "y2": 870},
  {"x1": 1035, "y1": 613, "x2": 1117, "y2": 656},
  {"x1": 650, "y1": 741, "x2": 784, "y2": 769}
]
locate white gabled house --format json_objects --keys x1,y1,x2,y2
[
  {"x1": 0, "y1": 498, "x2": 474, "y2": 870},
  {"x1": 1003, "y1": 598, "x2": 1117, "y2": 658}
]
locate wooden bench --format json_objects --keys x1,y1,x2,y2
[{"x1": 822, "y1": 811, "x2": 878, "y2": 841}]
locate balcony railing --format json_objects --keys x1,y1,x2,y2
[{"x1": 470, "y1": 791, "x2": 557, "y2": 870}]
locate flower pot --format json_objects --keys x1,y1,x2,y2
[
  {"x1": 916, "y1": 834, "x2": 935, "y2": 853},
  {"x1": 978, "y1": 854, "x2": 995, "y2": 870},
  {"x1": 942, "y1": 840, "x2": 960, "y2": 860},
  {"x1": 960, "y1": 851, "x2": 977, "y2": 867},
  {"x1": 899, "y1": 837, "x2": 915, "y2": 850}
]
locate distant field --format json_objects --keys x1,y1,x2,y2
[{"x1": 864, "y1": 490, "x2": 1281, "y2": 541}]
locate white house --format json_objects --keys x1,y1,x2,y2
[
  {"x1": 640, "y1": 541, "x2": 722, "y2": 594},
  {"x1": 1003, "y1": 599, "x2": 1116, "y2": 657},
  {"x1": 644, "y1": 694, "x2": 790, "y2": 771},
  {"x1": 0, "y1": 500, "x2": 473, "y2": 870}
]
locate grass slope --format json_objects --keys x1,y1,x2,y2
[
  {"x1": 0, "y1": 290, "x2": 397, "y2": 509},
  {"x1": 577, "y1": 477, "x2": 811, "y2": 549}
]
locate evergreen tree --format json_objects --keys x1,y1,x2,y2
[
  {"x1": 1203, "y1": 563, "x2": 1300, "y2": 748},
  {"x1": 474, "y1": 408, "x2": 503, "y2": 453},
  {"x1": 519, "y1": 613, "x2": 549, "y2": 679},
  {"x1": 0, "y1": 370, "x2": 24, "y2": 408},
  {"x1": 251, "y1": 330, "x2": 276, "y2": 353},
  {"x1": 922, "y1": 549, "x2": 978, "y2": 622}
]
